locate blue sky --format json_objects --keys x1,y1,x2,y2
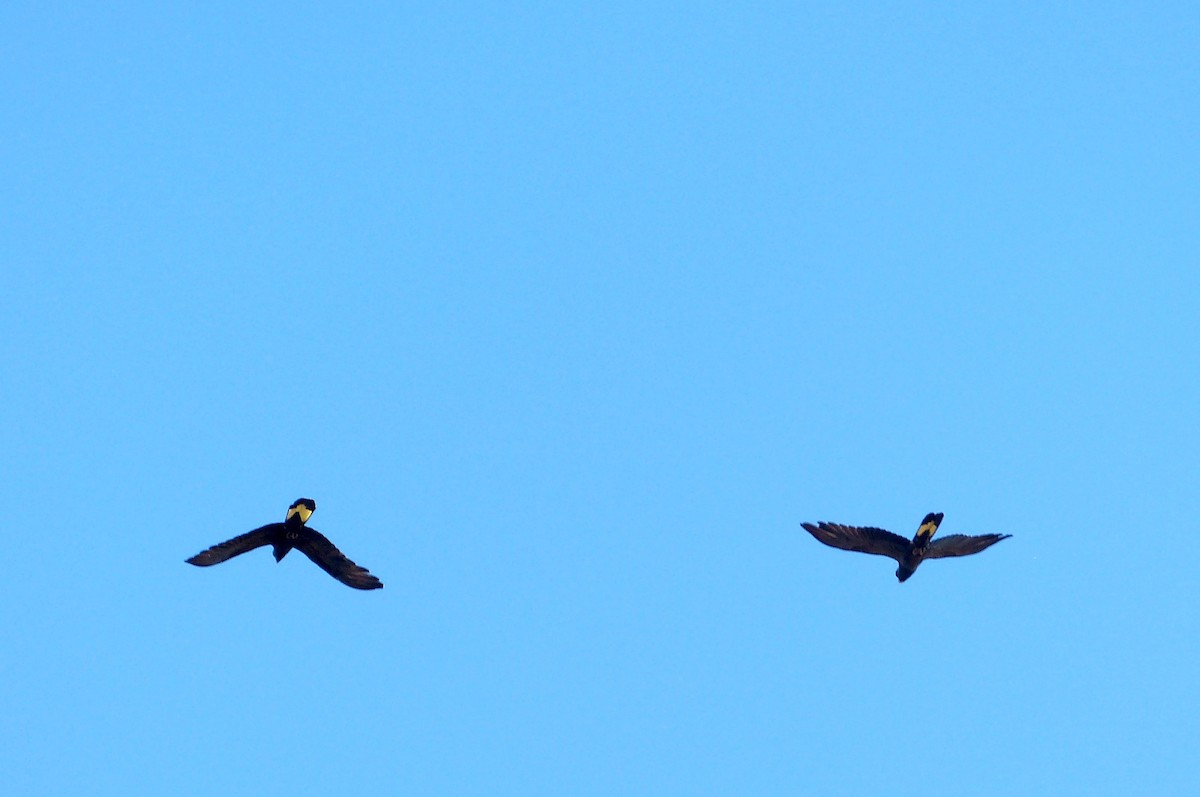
[{"x1": 3, "y1": 3, "x2": 1198, "y2": 794}]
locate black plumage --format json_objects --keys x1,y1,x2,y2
[
  {"x1": 186, "y1": 498, "x2": 383, "y2": 590},
  {"x1": 801, "y1": 512, "x2": 1009, "y2": 582}
]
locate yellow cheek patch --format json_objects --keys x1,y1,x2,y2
[{"x1": 287, "y1": 505, "x2": 313, "y2": 524}]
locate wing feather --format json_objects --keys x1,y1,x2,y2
[
  {"x1": 801, "y1": 522, "x2": 910, "y2": 563},
  {"x1": 186, "y1": 524, "x2": 280, "y2": 566},
  {"x1": 925, "y1": 533, "x2": 1011, "y2": 559},
  {"x1": 293, "y1": 527, "x2": 383, "y2": 590}
]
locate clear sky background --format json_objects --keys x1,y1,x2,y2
[{"x1": 3, "y1": 3, "x2": 1197, "y2": 795}]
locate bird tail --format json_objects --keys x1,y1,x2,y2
[{"x1": 914, "y1": 512, "x2": 943, "y2": 543}]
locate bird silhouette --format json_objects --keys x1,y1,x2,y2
[
  {"x1": 186, "y1": 498, "x2": 383, "y2": 590},
  {"x1": 801, "y1": 512, "x2": 1009, "y2": 582}
]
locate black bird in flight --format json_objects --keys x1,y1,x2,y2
[
  {"x1": 186, "y1": 498, "x2": 383, "y2": 590},
  {"x1": 801, "y1": 512, "x2": 1010, "y2": 582}
]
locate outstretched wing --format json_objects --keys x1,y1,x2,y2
[
  {"x1": 925, "y1": 533, "x2": 1011, "y2": 559},
  {"x1": 186, "y1": 524, "x2": 280, "y2": 566},
  {"x1": 293, "y1": 527, "x2": 383, "y2": 590},
  {"x1": 801, "y1": 522, "x2": 910, "y2": 563}
]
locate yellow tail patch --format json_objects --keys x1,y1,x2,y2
[
  {"x1": 916, "y1": 520, "x2": 939, "y2": 540},
  {"x1": 287, "y1": 504, "x2": 313, "y2": 524}
]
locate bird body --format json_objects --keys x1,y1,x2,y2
[
  {"x1": 186, "y1": 498, "x2": 383, "y2": 590},
  {"x1": 801, "y1": 512, "x2": 1009, "y2": 582}
]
